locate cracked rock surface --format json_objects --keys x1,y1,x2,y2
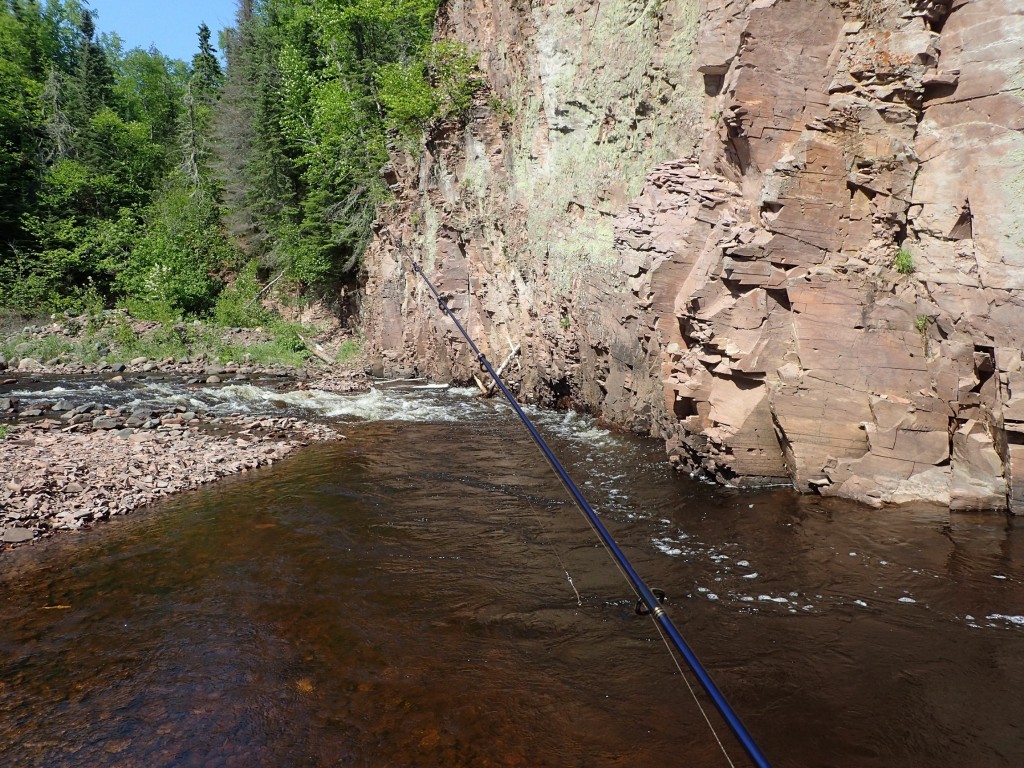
[{"x1": 362, "y1": 0, "x2": 1024, "y2": 510}]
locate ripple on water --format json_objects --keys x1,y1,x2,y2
[{"x1": 1, "y1": 385, "x2": 1024, "y2": 767}]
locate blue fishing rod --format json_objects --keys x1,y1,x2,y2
[{"x1": 384, "y1": 227, "x2": 772, "y2": 768}]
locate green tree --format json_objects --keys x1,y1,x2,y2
[
  {"x1": 214, "y1": 0, "x2": 299, "y2": 266},
  {"x1": 0, "y1": 2, "x2": 41, "y2": 250},
  {"x1": 0, "y1": 0, "x2": 197, "y2": 311},
  {"x1": 66, "y1": 9, "x2": 114, "y2": 124},
  {"x1": 1, "y1": 0, "x2": 470, "y2": 316},
  {"x1": 115, "y1": 179, "x2": 229, "y2": 318},
  {"x1": 190, "y1": 23, "x2": 223, "y2": 104},
  {"x1": 212, "y1": 0, "x2": 442, "y2": 288},
  {"x1": 113, "y1": 47, "x2": 188, "y2": 145}
]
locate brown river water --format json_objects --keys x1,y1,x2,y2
[{"x1": 1, "y1": 380, "x2": 1023, "y2": 767}]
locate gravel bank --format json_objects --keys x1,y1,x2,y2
[{"x1": 0, "y1": 363, "x2": 370, "y2": 552}]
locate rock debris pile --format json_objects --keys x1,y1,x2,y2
[{"x1": 0, "y1": 407, "x2": 340, "y2": 550}]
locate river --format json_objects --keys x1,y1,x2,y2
[{"x1": 1, "y1": 379, "x2": 1022, "y2": 767}]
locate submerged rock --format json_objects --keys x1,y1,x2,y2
[{"x1": 2, "y1": 527, "x2": 35, "y2": 543}]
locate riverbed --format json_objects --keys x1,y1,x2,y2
[{"x1": 1, "y1": 381, "x2": 1022, "y2": 767}]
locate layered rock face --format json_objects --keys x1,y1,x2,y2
[
  {"x1": 362, "y1": 0, "x2": 705, "y2": 418},
  {"x1": 362, "y1": 0, "x2": 1024, "y2": 511}
]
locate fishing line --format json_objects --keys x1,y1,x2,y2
[
  {"x1": 521, "y1": 489, "x2": 584, "y2": 608},
  {"x1": 526, "y1": 493, "x2": 734, "y2": 767},
  {"x1": 382, "y1": 226, "x2": 773, "y2": 768},
  {"x1": 651, "y1": 611, "x2": 739, "y2": 768},
  {"x1": 523, "y1": 482, "x2": 734, "y2": 766}
]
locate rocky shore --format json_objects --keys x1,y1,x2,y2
[{"x1": 0, "y1": 356, "x2": 370, "y2": 552}]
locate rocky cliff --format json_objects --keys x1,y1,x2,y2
[{"x1": 361, "y1": 0, "x2": 1024, "y2": 511}]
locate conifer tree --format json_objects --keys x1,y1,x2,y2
[
  {"x1": 190, "y1": 23, "x2": 223, "y2": 105},
  {"x1": 68, "y1": 9, "x2": 114, "y2": 125}
]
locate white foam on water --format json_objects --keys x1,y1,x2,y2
[
  {"x1": 652, "y1": 538, "x2": 683, "y2": 557},
  {"x1": 898, "y1": 597, "x2": 917, "y2": 604},
  {"x1": 853, "y1": 599, "x2": 869, "y2": 608},
  {"x1": 758, "y1": 595, "x2": 789, "y2": 604},
  {"x1": 987, "y1": 614, "x2": 1024, "y2": 626},
  {"x1": 528, "y1": 407, "x2": 618, "y2": 451},
  {"x1": 8, "y1": 384, "x2": 110, "y2": 397},
  {"x1": 200, "y1": 384, "x2": 489, "y2": 423},
  {"x1": 383, "y1": 381, "x2": 450, "y2": 390},
  {"x1": 742, "y1": 572, "x2": 760, "y2": 580}
]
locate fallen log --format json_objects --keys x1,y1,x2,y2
[{"x1": 484, "y1": 345, "x2": 521, "y2": 398}]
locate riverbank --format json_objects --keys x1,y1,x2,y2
[
  {"x1": 0, "y1": 411, "x2": 342, "y2": 550},
  {"x1": 0, "y1": 313, "x2": 372, "y2": 551}
]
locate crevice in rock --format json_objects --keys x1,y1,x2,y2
[
  {"x1": 972, "y1": 345, "x2": 995, "y2": 394},
  {"x1": 923, "y1": 79, "x2": 958, "y2": 103},
  {"x1": 766, "y1": 287, "x2": 791, "y2": 312},
  {"x1": 635, "y1": 100, "x2": 654, "y2": 117},
  {"x1": 547, "y1": 375, "x2": 573, "y2": 409},
  {"x1": 703, "y1": 73, "x2": 724, "y2": 96},
  {"x1": 895, "y1": 217, "x2": 909, "y2": 247},
  {"x1": 723, "y1": 278, "x2": 758, "y2": 299},
  {"x1": 730, "y1": 374, "x2": 763, "y2": 392},
  {"x1": 723, "y1": 120, "x2": 752, "y2": 175},
  {"x1": 948, "y1": 200, "x2": 973, "y2": 240},
  {"x1": 846, "y1": 179, "x2": 877, "y2": 200},
  {"x1": 1006, "y1": 431, "x2": 1024, "y2": 447},
  {"x1": 673, "y1": 395, "x2": 694, "y2": 420},
  {"x1": 916, "y1": 0, "x2": 953, "y2": 33},
  {"x1": 769, "y1": 396, "x2": 798, "y2": 486}
]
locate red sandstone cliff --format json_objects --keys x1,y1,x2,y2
[{"x1": 361, "y1": 0, "x2": 1024, "y2": 511}]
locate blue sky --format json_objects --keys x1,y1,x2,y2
[{"x1": 89, "y1": 0, "x2": 239, "y2": 62}]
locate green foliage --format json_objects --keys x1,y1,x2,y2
[
  {"x1": 113, "y1": 182, "x2": 231, "y2": 317},
  {"x1": 24, "y1": 331, "x2": 76, "y2": 362},
  {"x1": 894, "y1": 246, "x2": 914, "y2": 275},
  {"x1": 424, "y1": 40, "x2": 480, "y2": 119},
  {"x1": 286, "y1": 235, "x2": 339, "y2": 287},
  {"x1": 377, "y1": 41, "x2": 480, "y2": 136},
  {"x1": 103, "y1": 317, "x2": 191, "y2": 360},
  {"x1": 0, "y1": 425, "x2": 9, "y2": 440},
  {"x1": 337, "y1": 337, "x2": 362, "y2": 363},
  {"x1": 915, "y1": 314, "x2": 929, "y2": 333},
  {"x1": 206, "y1": 319, "x2": 310, "y2": 367},
  {"x1": 0, "y1": 0, "x2": 471, "y2": 315},
  {"x1": 213, "y1": 260, "x2": 271, "y2": 327},
  {"x1": 377, "y1": 60, "x2": 435, "y2": 134},
  {"x1": 0, "y1": 310, "x2": 317, "y2": 369},
  {"x1": 190, "y1": 23, "x2": 223, "y2": 104},
  {"x1": 112, "y1": 48, "x2": 188, "y2": 143},
  {"x1": 0, "y1": 0, "x2": 224, "y2": 315},
  {"x1": 215, "y1": 0, "x2": 443, "y2": 287},
  {"x1": 0, "y1": 327, "x2": 81, "y2": 363},
  {"x1": 486, "y1": 94, "x2": 514, "y2": 121}
]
